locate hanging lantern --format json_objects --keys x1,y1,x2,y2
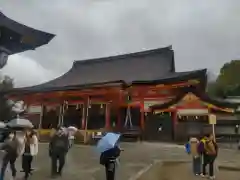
[
  {"x1": 0, "y1": 50, "x2": 9, "y2": 69},
  {"x1": 100, "y1": 104, "x2": 103, "y2": 109},
  {"x1": 76, "y1": 104, "x2": 79, "y2": 110},
  {"x1": 145, "y1": 112, "x2": 148, "y2": 116}
]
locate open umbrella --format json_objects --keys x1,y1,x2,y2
[
  {"x1": 96, "y1": 132, "x2": 121, "y2": 154},
  {"x1": 6, "y1": 118, "x2": 33, "y2": 128}
]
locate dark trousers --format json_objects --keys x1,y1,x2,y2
[
  {"x1": 51, "y1": 153, "x2": 66, "y2": 176},
  {"x1": 105, "y1": 160, "x2": 116, "y2": 180},
  {"x1": 0, "y1": 154, "x2": 17, "y2": 180},
  {"x1": 202, "y1": 155, "x2": 216, "y2": 177},
  {"x1": 22, "y1": 154, "x2": 33, "y2": 178},
  {"x1": 192, "y1": 156, "x2": 201, "y2": 174}
]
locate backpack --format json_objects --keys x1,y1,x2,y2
[
  {"x1": 100, "y1": 153, "x2": 107, "y2": 165},
  {"x1": 205, "y1": 141, "x2": 216, "y2": 155},
  {"x1": 185, "y1": 143, "x2": 191, "y2": 154}
]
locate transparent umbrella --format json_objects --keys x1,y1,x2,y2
[{"x1": 6, "y1": 118, "x2": 33, "y2": 128}]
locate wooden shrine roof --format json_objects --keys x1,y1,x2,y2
[
  {"x1": 5, "y1": 46, "x2": 207, "y2": 95},
  {"x1": 150, "y1": 86, "x2": 240, "y2": 112},
  {"x1": 0, "y1": 11, "x2": 55, "y2": 54}
]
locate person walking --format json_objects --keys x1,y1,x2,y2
[
  {"x1": 49, "y1": 127, "x2": 69, "y2": 178},
  {"x1": 21, "y1": 129, "x2": 38, "y2": 179},
  {"x1": 100, "y1": 146, "x2": 122, "y2": 180},
  {"x1": 0, "y1": 130, "x2": 21, "y2": 180},
  {"x1": 189, "y1": 137, "x2": 201, "y2": 176},
  {"x1": 199, "y1": 134, "x2": 218, "y2": 179}
]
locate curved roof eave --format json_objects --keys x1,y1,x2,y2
[{"x1": 151, "y1": 86, "x2": 240, "y2": 111}]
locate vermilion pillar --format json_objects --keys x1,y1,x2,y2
[
  {"x1": 172, "y1": 110, "x2": 178, "y2": 140},
  {"x1": 81, "y1": 104, "x2": 85, "y2": 129},
  {"x1": 140, "y1": 100, "x2": 145, "y2": 130},
  {"x1": 105, "y1": 103, "x2": 111, "y2": 129},
  {"x1": 117, "y1": 90, "x2": 123, "y2": 130}
]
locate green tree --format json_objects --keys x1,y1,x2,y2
[
  {"x1": 0, "y1": 75, "x2": 14, "y2": 122},
  {"x1": 207, "y1": 81, "x2": 225, "y2": 98},
  {"x1": 215, "y1": 60, "x2": 240, "y2": 96}
]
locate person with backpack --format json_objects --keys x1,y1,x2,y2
[
  {"x1": 189, "y1": 137, "x2": 201, "y2": 175},
  {"x1": 200, "y1": 134, "x2": 218, "y2": 179},
  {"x1": 49, "y1": 126, "x2": 69, "y2": 178},
  {"x1": 0, "y1": 130, "x2": 21, "y2": 180},
  {"x1": 185, "y1": 137, "x2": 201, "y2": 175}
]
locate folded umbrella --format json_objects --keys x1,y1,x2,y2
[
  {"x1": 96, "y1": 132, "x2": 121, "y2": 154},
  {"x1": 6, "y1": 118, "x2": 33, "y2": 128}
]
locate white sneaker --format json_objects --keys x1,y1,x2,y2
[{"x1": 209, "y1": 176, "x2": 215, "y2": 179}]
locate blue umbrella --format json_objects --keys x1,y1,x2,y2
[{"x1": 96, "y1": 132, "x2": 121, "y2": 154}]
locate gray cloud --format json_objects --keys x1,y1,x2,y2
[{"x1": 1, "y1": 0, "x2": 240, "y2": 87}]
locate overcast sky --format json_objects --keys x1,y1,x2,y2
[{"x1": 1, "y1": 0, "x2": 240, "y2": 87}]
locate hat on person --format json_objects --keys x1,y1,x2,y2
[{"x1": 190, "y1": 137, "x2": 198, "y2": 142}]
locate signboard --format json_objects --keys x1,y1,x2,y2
[
  {"x1": 209, "y1": 114, "x2": 217, "y2": 125},
  {"x1": 28, "y1": 105, "x2": 42, "y2": 114},
  {"x1": 144, "y1": 100, "x2": 166, "y2": 111},
  {"x1": 177, "y1": 109, "x2": 208, "y2": 115}
]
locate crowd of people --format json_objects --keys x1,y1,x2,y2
[
  {"x1": 0, "y1": 128, "x2": 38, "y2": 180},
  {"x1": 0, "y1": 127, "x2": 218, "y2": 180},
  {"x1": 0, "y1": 126, "x2": 75, "y2": 180},
  {"x1": 186, "y1": 133, "x2": 218, "y2": 180}
]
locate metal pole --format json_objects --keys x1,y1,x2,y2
[{"x1": 212, "y1": 124, "x2": 215, "y2": 141}]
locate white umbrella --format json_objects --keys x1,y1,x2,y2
[{"x1": 6, "y1": 118, "x2": 33, "y2": 128}]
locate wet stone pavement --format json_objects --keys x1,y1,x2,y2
[{"x1": 1, "y1": 142, "x2": 240, "y2": 180}]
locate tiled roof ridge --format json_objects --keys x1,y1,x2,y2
[{"x1": 72, "y1": 45, "x2": 173, "y2": 67}]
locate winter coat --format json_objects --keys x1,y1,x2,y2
[
  {"x1": 21, "y1": 135, "x2": 38, "y2": 156},
  {"x1": 189, "y1": 138, "x2": 199, "y2": 157},
  {"x1": 100, "y1": 146, "x2": 121, "y2": 165},
  {"x1": 0, "y1": 137, "x2": 22, "y2": 157},
  {"x1": 49, "y1": 131, "x2": 69, "y2": 156}
]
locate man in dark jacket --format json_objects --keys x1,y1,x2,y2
[{"x1": 49, "y1": 127, "x2": 69, "y2": 178}]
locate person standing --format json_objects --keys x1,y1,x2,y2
[
  {"x1": 21, "y1": 129, "x2": 38, "y2": 179},
  {"x1": 49, "y1": 127, "x2": 69, "y2": 178},
  {"x1": 200, "y1": 134, "x2": 218, "y2": 179},
  {"x1": 100, "y1": 146, "x2": 122, "y2": 180},
  {"x1": 189, "y1": 137, "x2": 201, "y2": 175},
  {"x1": 0, "y1": 130, "x2": 21, "y2": 180}
]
